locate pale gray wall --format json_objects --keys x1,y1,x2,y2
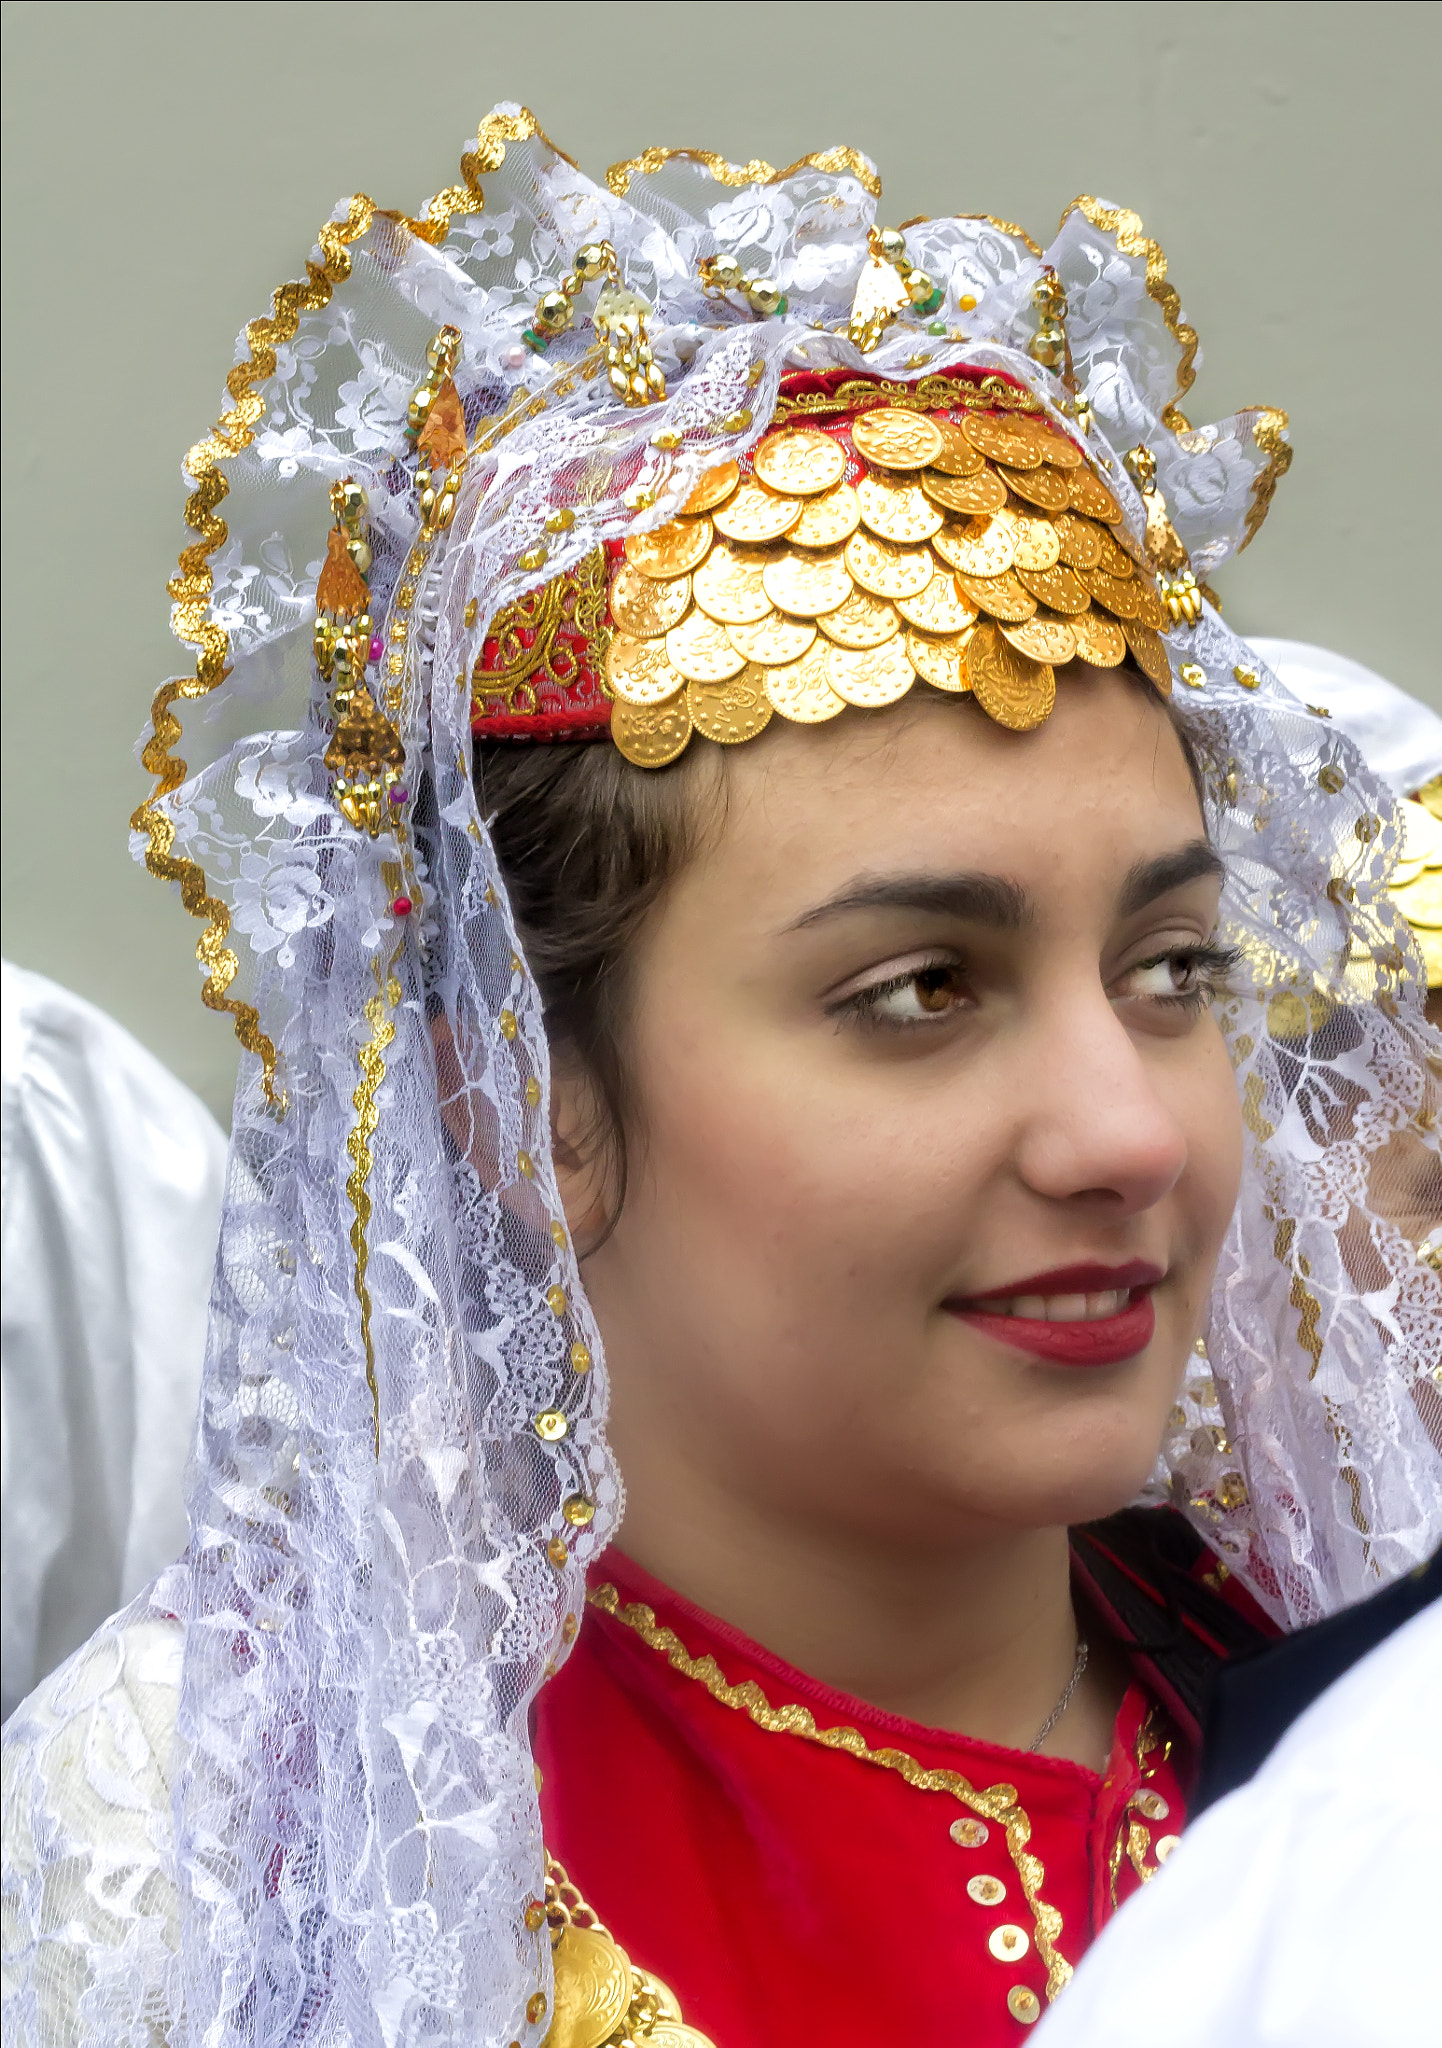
[{"x1": 3, "y1": 0, "x2": 1437, "y2": 1125}]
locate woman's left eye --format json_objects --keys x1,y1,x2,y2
[
  {"x1": 838, "y1": 961, "x2": 973, "y2": 1030},
  {"x1": 1115, "y1": 944, "x2": 1234, "y2": 1007}
]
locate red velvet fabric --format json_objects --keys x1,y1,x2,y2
[{"x1": 536, "y1": 1547, "x2": 1194, "y2": 2046}]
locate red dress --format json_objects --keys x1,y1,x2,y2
[{"x1": 535, "y1": 1512, "x2": 1267, "y2": 2045}]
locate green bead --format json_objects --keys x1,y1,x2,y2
[
  {"x1": 917, "y1": 287, "x2": 944, "y2": 316},
  {"x1": 774, "y1": 295, "x2": 788, "y2": 316},
  {"x1": 523, "y1": 329, "x2": 549, "y2": 354},
  {"x1": 928, "y1": 320, "x2": 947, "y2": 336}
]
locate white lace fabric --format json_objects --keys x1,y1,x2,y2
[{"x1": 3, "y1": 107, "x2": 1438, "y2": 2048}]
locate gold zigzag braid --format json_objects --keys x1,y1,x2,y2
[
  {"x1": 605, "y1": 143, "x2": 882, "y2": 200},
  {"x1": 1061, "y1": 198, "x2": 1199, "y2": 432},
  {"x1": 1237, "y1": 405, "x2": 1294, "y2": 553}
]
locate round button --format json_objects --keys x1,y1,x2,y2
[
  {"x1": 1007, "y1": 1986, "x2": 1041, "y2": 2025},
  {"x1": 988, "y1": 1924, "x2": 1030, "y2": 1962},
  {"x1": 950, "y1": 1818, "x2": 989, "y2": 1848},
  {"x1": 1134, "y1": 1789, "x2": 1170, "y2": 1821},
  {"x1": 967, "y1": 1875, "x2": 1007, "y2": 1906},
  {"x1": 1155, "y1": 1833, "x2": 1182, "y2": 1863}
]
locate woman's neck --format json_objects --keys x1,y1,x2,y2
[{"x1": 611, "y1": 1471, "x2": 1126, "y2": 1771}]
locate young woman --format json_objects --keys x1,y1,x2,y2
[{"x1": 4, "y1": 111, "x2": 1438, "y2": 2048}]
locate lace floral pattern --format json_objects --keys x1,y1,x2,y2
[{"x1": 4, "y1": 106, "x2": 1438, "y2": 2048}]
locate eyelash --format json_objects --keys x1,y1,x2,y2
[{"x1": 835, "y1": 942, "x2": 1241, "y2": 1034}]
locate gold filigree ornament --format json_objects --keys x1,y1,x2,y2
[
  {"x1": 525, "y1": 240, "x2": 666, "y2": 408},
  {"x1": 408, "y1": 325, "x2": 468, "y2": 530},
  {"x1": 541, "y1": 1856, "x2": 716, "y2": 2047},
  {"x1": 318, "y1": 481, "x2": 408, "y2": 840},
  {"x1": 848, "y1": 226, "x2": 946, "y2": 353},
  {"x1": 1123, "y1": 444, "x2": 1203, "y2": 627}
]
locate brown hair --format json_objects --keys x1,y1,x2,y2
[{"x1": 475, "y1": 675, "x2": 1207, "y2": 1232}]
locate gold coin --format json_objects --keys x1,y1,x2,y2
[
  {"x1": 896, "y1": 569, "x2": 976, "y2": 636},
  {"x1": 649, "y1": 2028, "x2": 722, "y2": 2048},
  {"x1": 625, "y1": 516, "x2": 713, "y2": 580},
  {"x1": 967, "y1": 620, "x2": 1056, "y2": 730},
  {"x1": 753, "y1": 428, "x2": 847, "y2": 497},
  {"x1": 845, "y1": 529, "x2": 935, "y2": 600},
  {"x1": 952, "y1": 568, "x2": 1037, "y2": 622},
  {"x1": 929, "y1": 419, "x2": 985, "y2": 476},
  {"x1": 789, "y1": 481, "x2": 861, "y2": 549},
  {"x1": 962, "y1": 413, "x2": 1045, "y2": 469},
  {"x1": 1080, "y1": 564, "x2": 1141, "y2": 618},
  {"x1": 850, "y1": 408, "x2": 945, "y2": 470},
  {"x1": 727, "y1": 613, "x2": 817, "y2": 665},
  {"x1": 1002, "y1": 613, "x2": 1077, "y2": 665},
  {"x1": 763, "y1": 642, "x2": 848, "y2": 723},
  {"x1": 712, "y1": 479, "x2": 802, "y2": 544},
  {"x1": 920, "y1": 467, "x2": 1008, "y2": 517},
  {"x1": 1067, "y1": 468, "x2": 1124, "y2": 522},
  {"x1": 680, "y1": 461, "x2": 740, "y2": 516},
  {"x1": 1094, "y1": 526, "x2": 1136, "y2": 577},
  {"x1": 1134, "y1": 578, "x2": 1172, "y2": 633},
  {"x1": 1070, "y1": 610, "x2": 1127, "y2": 667},
  {"x1": 933, "y1": 514, "x2": 1015, "y2": 580},
  {"x1": 817, "y1": 589, "x2": 901, "y2": 649},
  {"x1": 1001, "y1": 463, "x2": 1070, "y2": 513},
  {"x1": 666, "y1": 608, "x2": 748, "y2": 683},
  {"x1": 1031, "y1": 422, "x2": 1084, "y2": 469},
  {"x1": 825, "y1": 636, "x2": 915, "y2": 708},
  {"x1": 692, "y1": 541, "x2": 772, "y2": 624},
  {"x1": 1054, "y1": 512, "x2": 1103, "y2": 571},
  {"x1": 762, "y1": 547, "x2": 853, "y2": 618},
  {"x1": 1123, "y1": 619, "x2": 1174, "y2": 694},
  {"x1": 550, "y1": 1923, "x2": 635, "y2": 2043},
  {"x1": 857, "y1": 474, "x2": 944, "y2": 545},
  {"x1": 1014, "y1": 562, "x2": 1090, "y2": 614},
  {"x1": 1006, "y1": 509, "x2": 1063, "y2": 573},
  {"x1": 605, "y1": 632, "x2": 688, "y2": 706},
  {"x1": 687, "y1": 667, "x2": 774, "y2": 743},
  {"x1": 908, "y1": 626, "x2": 974, "y2": 693},
  {"x1": 609, "y1": 560, "x2": 690, "y2": 638},
  {"x1": 610, "y1": 691, "x2": 692, "y2": 766}
]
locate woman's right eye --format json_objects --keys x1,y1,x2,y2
[{"x1": 836, "y1": 960, "x2": 974, "y2": 1032}]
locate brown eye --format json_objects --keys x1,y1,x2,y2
[{"x1": 913, "y1": 966, "x2": 960, "y2": 1013}]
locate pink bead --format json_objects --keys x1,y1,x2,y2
[
  {"x1": 369, "y1": 635, "x2": 384, "y2": 663},
  {"x1": 501, "y1": 342, "x2": 528, "y2": 370},
  {"x1": 388, "y1": 785, "x2": 408, "y2": 805},
  {"x1": 392, "y1": 896, "x2": 413, "y2": 917}
]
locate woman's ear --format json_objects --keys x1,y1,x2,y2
[{"x1": 550, "y1": 1055, "x2": 616, "y2": 1254}]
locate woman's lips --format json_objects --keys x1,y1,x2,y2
[{"x1": 943, "y1": 1261, "x2": 1162, "y2": 1368}]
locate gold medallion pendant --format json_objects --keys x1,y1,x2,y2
[{"x1": 542, "y1": 1859, "x2": 716, "y2": 2048}]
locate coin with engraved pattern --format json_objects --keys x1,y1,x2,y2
[
  {"x1": 825, "y1": 635, "x2": 915, "y2": 707},
  {"x1": 967, "y1": 620, "x2": 1056, "y2": 730},
  {"x1": 610, "y1": 691, "x2": 693, "y2": 766},
  {"x1": 763, "y1": 643, "x2": 848, "y2": 723},
  {"x1": 712, "y1": 479, "x2": 802, "y2": 544},
  {"x1": 1080, "y1": 565, "x2": 1141, "y2": 618},
  {"x1": 667, "y1": 609, "x2": 749, "y2": 683},
  {"x1": 817, "y1": 589, "x2": 902, "y2": 649},
  {"x1": 1014, "y1": 562, "x2": 1090, "y2": 614},
  {"x1": 548, "y1": 1924, "x2": 634, "y2": 2046},
  {"x1": 1134, "y1": 578, "x2": 1172, "y2": 633},
  {"x1": 850, "y1": 408, "x2": 945, "y2": 470},
  {"x1": 907, "y1": 627, "x2": 975, "y2": 693},
  {"x1": 1001, "y1": 614, "x2": 1078, "y2": 665},
  {"x1": 605, "y1": 632, "x2": 689, "y2": 706},
  {"x1": 680, "y1": 462, "x2": 741, "y2": 516},
  {"x1": 649, "y1": 2028, "x2": 724, "y2": 2048},
  {"x1": 1001, "y1": 463, "x2": 1070, "y2": 512},
  {"x1": 1067, "y1": 468, "x2": 1124, "y2": 522},
  {"x1": 962, "y1": 413, "x2": 1044, "y2": 468},
  {"x1": 952, "y1": 568, "x2": 1037, "y2": 622},
  {"x1": 688, "y1": 667, "x2": 774, "y2": 743},
  {"x1": 625, "y1": 516, "x2": 714, "y2": 580},
  {"x1": 753, "y1": 428, "x2": 847, "y2": 497},
  {"x1": 1006, "y1": 509, "x2": 1063, "y2": 573},
  {"x1": 929, "y1": 419, "x2": 985, "y2": 476},
  {"x1": 1053, "y1": 512, "x2": 1103, "y2": 571},
  {"x1": 726, "y1": 613, "x2": 817, "y2": 665},
  {"x1": 856, "y1": 474, "x2": 944, "y2": 544},
  {"x1": 845, "y1": 529, "x2": 935, "y2": 600},
  {"x1": 1123, "y1": 620, "x2": 1174, "y2": 693},
  {"x1": 933, "y1": 515, "x2": 1015, "y2": 579},
  {"x1": 1070, "y1": 610, "x2": 1127, "y2": 667},
  {"x1": 1030, "y1": 423, "x2": 1084, "y2": 469},
  {"x1": 1093, "y1": 526, "x2": 1136, "y2": 577},
  {"x1": 609, "y1": 561, "x2": 691, "y2": 638},
  {"x1": 762, "y1": 548, "x2": 853, "y2": 618},
  {"x1": 896, "y1": 569, "x2": 977, "y2": 636},
  {"x1": 692, "y1": 542, "x2": 772, "y2": 624},
  {"x1": 920, "y1": 466, "x2": 1008, "y2": 517},
  {"x1": 788, "y1": 481, "x2": 862, "y2": 548}
]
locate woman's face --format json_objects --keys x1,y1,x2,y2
[{"x1": 569, "y1": 667, "x2": 1243, "y2": 1549}]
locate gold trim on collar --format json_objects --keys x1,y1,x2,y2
[{"x1": 604, "y1": 144, "x2": 882, "y2": 200}]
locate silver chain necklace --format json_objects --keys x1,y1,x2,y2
[{"x1": 1028, "y1": 1635, "x2": 1090, "y2": 1752}]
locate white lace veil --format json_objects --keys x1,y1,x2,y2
[{"x1": 4, "y1": 105, "x2": 1439, "y2": 2048}]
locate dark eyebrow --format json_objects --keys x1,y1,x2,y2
[
  {"x1": 783, "y1": 871, "x2": 1031, "y2": 933},
  {"x1": 1117, "y1": 840, "x2": 1225, "y2": 916}
]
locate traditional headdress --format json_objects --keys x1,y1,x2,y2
[{"x1": 5, "y1": 106, "x2": 1439, "y2": 2048}]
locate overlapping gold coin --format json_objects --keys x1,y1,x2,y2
[{"x1": 609, "y1": 400, "x2": 1182, "y2": 761}]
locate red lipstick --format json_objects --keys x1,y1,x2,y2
[{"x1": 943, "y1": 1261, "x2": 1163, "y2": 1369}]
